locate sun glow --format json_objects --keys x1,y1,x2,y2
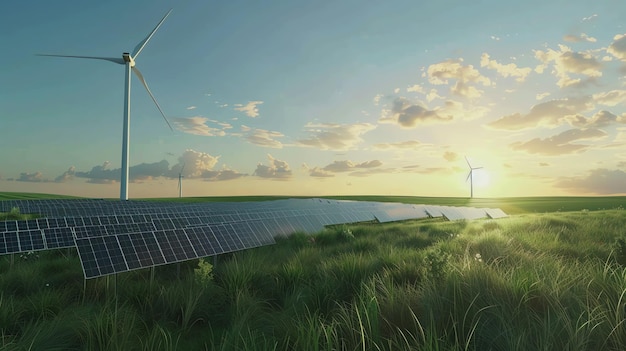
[{"x1": 473, "y1": 169, "x2": 490, "y2": 188}]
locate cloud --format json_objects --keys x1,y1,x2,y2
[
  {"x1": 536, "y1": 92, "x2": 551, "y2": 100},
  {"x1": 234, "y1": 101, "x2": 263, "y2": 118},
  {"x1": 426, "y1": 58, "x2": 491, "y2": 98},
  {"x1": 373, "y1": 140, "x2": 422, "y2": 150},
  {"x1": 55, "y1": 166, "x2": 76, "y2": 183},
  {"x1": 201, "y1": 168, "x2": 247, "y2": 181},
  {"x1": 534, "y1": 45, "x2": 603, "y2": 88},
  {"x1": 407, "y1": 84, "x2": 424, "y2": 93},
  {"x1": 510, "y1": 128, "x2": 607, "y2": 155},
  {"x1": 75, "y1": 161, "x2": 118, "y2": 183},
  {"x1": 373, "y1": 94, "x2": 383, "y2": 106},
  {"x1": 129, "y1": 160, "x2": 170, "y2": 182},
  {"x1": 304, "y1": 166, "x2": 335, "y2": 178},
  {"x1": 322, "y1": 160, "x2": 383, "y2": 173},
  {"x1": 555, "y1": 168, "x2": 626, "y2": 194},
  {"x1": 563, "y1": 110, "x2": 623, "y2": 128},
  {"x1": 487, "y1": 96, "x2": 593, "y2": 130},
  {"x1": 304, "y1": 159, "x2": 385, "y2": 178},
  {"x1": 17, "y1": 171, "x2": 47, "y2": 182},
  {"x1": 563, "y1": 33, "x2": 597, "y2": 43},
  {"x1": 582, "y1": 14, "x2": 597, "y2": 21},
  {"x1": 169, "y1": 149, "x2": 220, "y2": 179},
  {"x1": 480, "y1": 53, "x2": 532, "y2": 82},
  {"x1": 379, "y1": 97, "x2": 452, "y2": 128},
  {"x1": 253, "y1": 154, "x2": 292, "y2": 180},
  {"x1": 593, "y1": 89, "x2": 626, "y2": 106},
  {"x1": 173, "y1": 117, "x2": 228, "y2": 136},
  {"x1": 426, "y1": 89, "x2": 443, "y2": 102},
  {"x1": 76, "y1": 160, "x2": 173, "y2": 183},
  {"x1": 241, "y1": 126, "x2": 284, "y2": 148},
  {"x1": 443, "y1": 151, "x2": 458, "y2": 162},
  {"x1": 608, "y1": 33, "x2": 626, "y2": 61},
  {"x1": 186, "y1": 106, "x2": 197, "y2": 110},
  {"x1": 298, "y1": 122, "x2": 376, "y2": 150}
]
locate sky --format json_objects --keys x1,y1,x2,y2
[{"x1": 1, "y1": 0, "x2": 626, "y2": 199}]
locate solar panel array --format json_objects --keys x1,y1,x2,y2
[{"x1": 1, "y1": 198, "x2": 507, "y2": 279}]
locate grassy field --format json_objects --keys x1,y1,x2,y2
[
  {"x1": 2, "y1": 191, "x2": 626, "y2": 215},
  {"x1": 1, "y1": 192, "x2": 626, "y2": 349}
]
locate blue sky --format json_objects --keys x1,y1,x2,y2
[{"x1": 2, "y1": 0, "x2": 626, "y2": 198}]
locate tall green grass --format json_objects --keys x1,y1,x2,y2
[{"x1": 1, "y1": 209, "x2": 626, "y2": 349}]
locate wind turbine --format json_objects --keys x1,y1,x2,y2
[
  {"x1": 465, "y1": 156, "x2": 483, "y2": 198},
  {"x1": 177, "y1": 164, "x2": 185, "y2": 198},
  {"x1": 38, "y1": 9, "x2": 174, "y2": 201}
]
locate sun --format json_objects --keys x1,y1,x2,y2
[{"x1": 473, "y1": 169, "x2": 491, "y2": 188}]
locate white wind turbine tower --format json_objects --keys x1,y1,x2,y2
[
  {"x1": 38, "y1": 9, "x2": 174, "y2": 201},
  {"x1": 177, "y1": 164, "x2": 185, "y2": 198},
  {"x1": 465, "y1": 156, "x2": 483, "y2": 198}
]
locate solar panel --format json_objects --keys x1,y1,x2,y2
[
  {"x1": 485, "y1": 208, "x2": 508, "y2": 219},
  {"x1": 2, "y1": 197, "x2": 508, "y2": 279}
]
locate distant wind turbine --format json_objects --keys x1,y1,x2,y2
[
  {"x1": 178, "y1": 164, "x2": 185, "y2": 198},
  {"x1": 38, "y1": 9, "x2": 174, "y2": 201},
  {"x1": 465, "y1": 156, "x2": 483, "y2": 198}
]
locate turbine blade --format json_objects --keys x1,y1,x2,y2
[
  {"x1": 36, "y1": 54, "x2": 124, "y2": 65},
  {"x1": 181, "y1": 163, "x2": 185, "y2": 174},
  {"x1": 464, "y1": 156, "x2": 471, "y2": 168},
  {"x1": 474, "y1": 166, "x2": 484, "y2": 170},
  {"x1": 132, "y1": 9, "x2": 173, "y2": 59},
  {"x1": 466, "y1": 171, "x2": 471, "y2": 182},
  {"x1": 132, "y1": 66, "x2": 174, "y2": 131}
]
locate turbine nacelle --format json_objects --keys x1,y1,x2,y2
[{"x1": 122, "y1": 52, "x2": 135, "y2": 67}]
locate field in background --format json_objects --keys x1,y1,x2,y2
[{"x1": 2, "y1": 191, "x2": 626, "y2": 215}]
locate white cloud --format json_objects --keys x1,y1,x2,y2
[
  {"x1": 298, "y1": 122, "x2": 376, "y2": 150},
  {"x1": 488, "y1": 96, "x2": 594, "y2": 130},
  {"x1": 243, "y1": 127, "x2": 284, "y2": 148},
  {"x1": 582, "y1": 14, "x2": 597, "y2": 21},
  {"x1": 480, "y1": 53, "x2": 532, "y2": 82},
  {"x1": 373, "y1": 140, "x2": 422, "y2": 150},
  {"x1": 17, "y1": 171, "x2": 47, "y2": 182},
  {"x1": 426, "y1": 58, "x2": 491, "y2": 98},
  {"x1": 164, "y1": 149, "x2": 220, "y2": 180},
  {"x1": 564, "y1": 110, "x2": 622, "y2": 128},
  {"x1": 534, "y1": 44, "x2": 603, "y2": 88},
  {"x1": 536, "y1": 92, "x2": 551, "y2": 100},
  {"x1": 253, "y1": 154, "x2": 292, "y2": 179},
  {"x1": 173, "y1": 117, "x2": 228, "y2": 136},
  {"x1": 556, "y1": 168, "x2": 626, "y2": 194},
  {"x1": 563, "y1": 33, "x2": 597, "y2": 43},
  {"x1": 234, "y1": 101, "x2": 264, "y2": 118},
  {"x1": 186, "y1": 106, "x2": 197, "y2": 110},
  {"x1": 55, "y1": 166, "x2": 76, "y2": 183},
  {"x1": 608, "y1": 33, "x2": 626, "y2": 61},
  {"x1": 373, "y1": 94, "x2": 383, "y2": 106},
  {"x1": 426, "y1": 89, "x2": 443, "y2": 102},
  {"x1": 510, "y1": 128, "x2": 607, "y2": 155},
  {"x1": 407, "y1": 84, "x2": 424, "y2": 93},
  {"x1": 379, "y1": 97, "x2": 452, "y2": 128}
]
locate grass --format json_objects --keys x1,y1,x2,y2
[
  {"x1": 3, "y1": 191, "x2": 626, "y2": 215},
  {"x1": 2, "y1": 192, "x2": 626, "y2": 348},
  {"x1": 1, "y1": 206, "x2": 626, "y2": 349}
]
